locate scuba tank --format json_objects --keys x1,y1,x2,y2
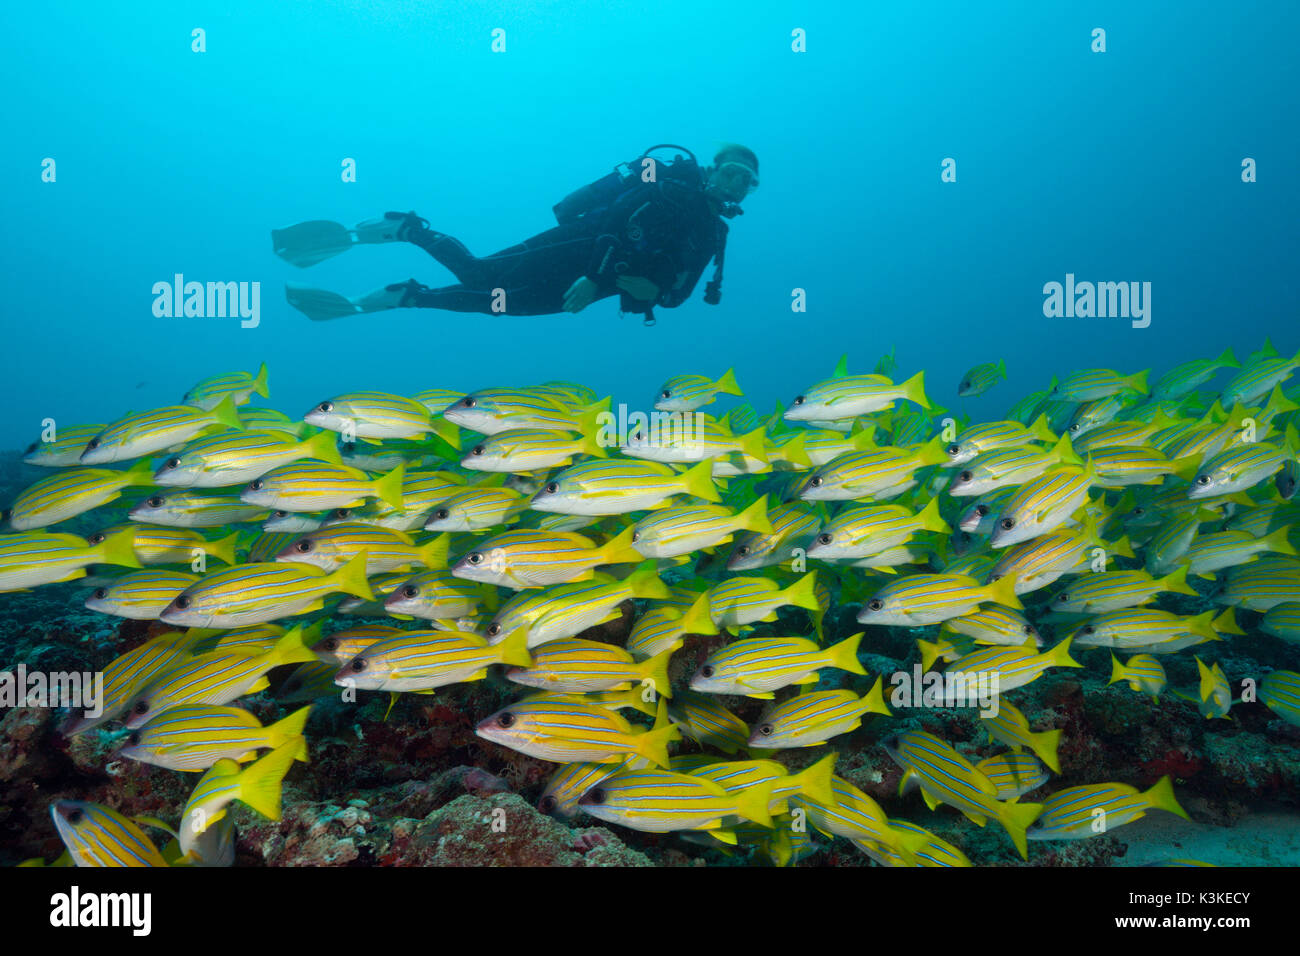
[{"x1": 553, "y1": 144, "x2": 714, "y2": 223}]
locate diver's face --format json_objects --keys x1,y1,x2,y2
[{"x1": 709, "y1": 164, "x2": 755, "y2": 203}]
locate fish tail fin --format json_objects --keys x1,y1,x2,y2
[
  {"x1": 268, "y1": 705, "x2": 313, "y2": 760},
  {"x1": 900, "y1": 370, "x2": 931, "y2": 410},
  {"x1": 917, "y1": 638, "x2": 944, "y2": 673},
  {"x1": 235, "y1": 739, "x2": 299, "y2": 821},
  {"x1": 680, "y1": 460, "x2": 720, "y2": 503},
  {"x1": 784, "y1": 570, "x2": 821, "y2": 612},
  {"x1": 599, "y1": 527, "x2": 643, "y2": 566},
  {"x1": 1160, "y1": 563, "x2": 1198, "y2": 596},
  {"x1": 1212, "y1": 606, "x2": 1245, "y2": 636},
  {"x1": 996, "y1": 357, "x2": 1008, "y2": 379},
  {"x1": 1052, "y1": 432, "x2": 1083, "y2": 467},
  {"x1": 795, "y1": 751, "x2": 838, "y2": 806},
  {"x1": 1028, "y1": 412, "x2": 1056, "y2": 444},
  {"x1": 1188, "y1": 609, "x2": 1218, "y2": 640},
  {"x1": 732, "y1": 781, "x2": 777, "y2": 828},
  {"x1": 329, "y1": 552, "x2": 375, "y2": 602},
  {"x1": 496, "y1": 628, "x2": 533, "y2": 668},
  {"x1": 1108, "y1": 654, "x2": 1129, "y2": 686},
  {"x1": 1049, "y1": 638, "x2": 1082, "y2": 669},
  {"x1": 828, "y1": 631, "x2": 868, "y2": 676},
  {"x1": 639, "y1": 648, "x2": 674, "y2": 700},
  {"x1": 210, "y1": 394, "x2": 244, "y2": 431},
  {"x1": 999, "y1": 800, "x2": 1043, "y2": 860},
  {"x1": 251, "y1": 362, "x2": 270, "y2": 398},
  {"x1": 122, "y1": 458, "x2": 156, "y2": 484},
  {"x1": 678, "y1": 592, "x2": 719, "y2": 636},
  {"x1": 419, "y1": 533, "x2": 451, "y2": 569},
  {"x1": 1033, "y1": 728, "x2": 1063, "y2": 774},
  {"x1": 778, "y1": 432, "x2": 812, "y2": 468},
  {"x1": 304, "y1": 430, "x2": 343, "y2": 466},
  {"x1": 373, "y1": 464, "x2": 406, "y2": 510},
  {"x1": 1264, "y1": 525, "x2": 1298, "y2": 557},
  {"x1": 983, "y1": 573, "x2": 1023, "y2": 610},
  {"x1": 916, "y1": 496, "x2": 951, "y2": 534},
  {"x1": 736, "y1": 427, "x2": 770, "y2": 464},
  {"x1": 97, "y1": 528, "x2": 143, "y2": 569},
  {"x1": 205, "y1": 531, "x2": 242, "y2": 567},
  {"x1": 578, "y1": 418, "x2": 610, "y2": 459},
  {"x1": 270, "y1": 625, "x2": 318, "y2": 667},
  {"x1": 1128, "y1": 369, "x2": 1150, "y2": 395},
  {"x1": 715, "y1": 367, "x2": 744, "y2": 396},
  {"x1": 626, "y1": 561, "x2": 670, "y2": 601},
  {"x1": 860, "y1": 676, "x2": 891, "y2": 716},
  {"x1": 635, "y1": 698, "x2": 681, "y2": 768},
  {"x1": 1217, "y1": 346, "x2": 1239, "y2": 369},
  {"x1": 736, "y1": 494, "x2": 773, "y2": 534},
  {"x1": 1143, "y1": 774, "x2": 1191, "y2": 820}
]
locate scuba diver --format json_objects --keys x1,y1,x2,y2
[{"x1": 271, "y1": 144, "x2": 757, "y2": 325}]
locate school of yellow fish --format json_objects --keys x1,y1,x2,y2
[{"x1": 7, "y1": 341, "x2": 1300, "y2": 866}]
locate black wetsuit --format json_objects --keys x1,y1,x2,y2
[{"x1": 403, "y1": 168, "x2": 729, "y2": 318}]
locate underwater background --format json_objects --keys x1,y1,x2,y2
[{"x1": 1, "y1": 0, "x2": 1299, "y2": 867}]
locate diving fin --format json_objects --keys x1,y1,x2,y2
[
  {"x1": 272, "y1": 212, "x2": 427, "y2": 268},
  {"x1": 285, "y1": 284, "x2": 362, "y2": 321},
  {"x1": 272, "y1": 220, "x2": 355, "y2": 268},
  {"x1": 286, "y1": 280, "x2": 424, "y2": 321}
]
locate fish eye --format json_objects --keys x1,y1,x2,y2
[
  {"x1": 93, "y1": 588, "x2": 107, "y2": 600},
  {"x1": 87, "y1": 532, "x2": 106, "y2": 545},
  {"x1": 342, "y1": 442, "x2": 356, "y2": 453},
  {"x1": 470, "y1": 445, "x2": 484, "y2": 456},
  {"x1": 539, "y1": 795, "x2": 557, "y2": 812},
  {"x1": 496, "y1": 712, "x2": 515, "y2": 728},
  {"x1": 1069, "y1": 423, "x2": 1081, "y2": 433},
  {"x1": 545, "y1": 482, "x2": 559, "y2": 494},
  {"x1": 661, "y1": 389, "x2": 672, "y2": 399},
  {"x1": 1023, "y1": 624, "x2": 1035, "y2": 634},
  {"x1": 468, "y1": 552, "x2": 483, "y2": 565},
  {"x1": 958, "y1": 471, "x2": 973, "y2": 483},
  {"x1": 868, "y1": 599, "x2": 883, "y2": 612},
  {"x1": 974, "y1": 505, "x2": 988, "y2": 517},
  {"x1": 460, "y1": 397, "x2": 477, "y2": 408},
  {"x1": 434, "y1": 508, "x2": 450, "y2": 520},
  {"x1": 23, "y1": 442, "x2": 37, "y2": 454},
  {"x1": 249, "y1": 479, "x2": 264, "y2": 491},
  {"x1": 147, "y1": 496, "x2": 164, "y2": 508},
  {"x1": 1059, "y1": 593, "x2": 1069, "y2": 602},
  {"x1": 173, "y1": 595, "x2": 191, "y2": 609},
  {"x1": 737, "y1": 545, "x2": 750, "y2": 556},
  {"x1": 127, "y1": 732, "x2": 140, "y2": 745},
  {"x1": 86, "y1": 439, "x2": 100, "y2": 450},
  {"x1": 318, "y1": 401, "x2": 334, "y2": 413},
  {"x1": 487, "y1": 623, "x2": 502, "y2": 636},
  {"x1": 350, "y1": 658, "x2": 368, "y2": 672},
  {"x1": 999, "y1": 517, "x2": 1015, "y2": 530},
  {"x1": 321, "y1": 639, "x2": 338, "y2": 652},
  {"x1": 793, "y1": 396, "x2": 805, "y2": 405},
  {"x1": 295, "y1": 540, "x2": 313, "y2": 553},
  {"x1": 960, "y1": 381, "x2": 969, "y2": 390},
  {"x1": 163, "y1": 457, "x2": 181, "y2": 470},
  {"x1": 990, "y1": 573, "x2": 1002, "y2": 582},
  {"x1": 133, "y1": 700, "x2": 149, "y2": 715},
  {"x1": 758, "y1": 724, "x2": 773, "y2": 736},
  {"x1": 67, "y1": 808, "x2": 84, "y2": 824},
  {"x1": 817, "y1": 533, "x2": 833, "y2": 545},
  {"x1": 333, "y1": 509, "x2": 352, "y2": 519},
  {"x1": 589, "y1": 788, "x2": 607, "y2": 804},
  {"x1": 401, "y1": 585, "x2": 419, "y2": 598},
  {"x1": 1081, "y1": 625, "x2": 1095, "y2": 636},
  {"x1": 809, "y1": 476, "x2": 823, "y2": 487},
  {"x1": 1195, "y1": 475, "x2": 1210, "y2": 485},
  {"x1": 631, "y1": 531, "x2": 640, "y2": 542},
  {"x1": 273, "y1": 510, "x2": 288, "y2": 518},
  {"x1": 1133, "y1": 507, "x2": 1145, "y2": 517},
  {"x1": 701, "y1": 665, "x2": 715, "y2": 677},
  {"x1": 946, "y1": 443, "x2": 961, "y2": 456}
]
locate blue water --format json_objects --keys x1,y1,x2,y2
[{"x1": 3, "y1": 0, "x2": 1296, "y2": 447}]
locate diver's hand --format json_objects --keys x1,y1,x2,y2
[
  {"x1": 563, "y1": 277, "x2": 599, "y2": 313},
  {"x1": 616, "y1": 276, "x2": 660, "y2": 301}
]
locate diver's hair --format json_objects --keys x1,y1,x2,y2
[{"x1": 713, "y1": 143, "x2": 758, "y2": 175}]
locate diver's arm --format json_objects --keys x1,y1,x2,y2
[{"x1": 583, "y1": 183, "x2": 677, "y2": 294}]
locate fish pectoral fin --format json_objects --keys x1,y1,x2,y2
[
  {"x1": 744, "y1": 692, "x2": 776, "y2": 700},
  {"x1": 248, "y1": 677, "x2": 270, "y2": 693},
  {"x1": 959, "y1": 809, "x2": 988, "y2": 827},
  {"x1": 920, "y1": 788, "x2": 942, "y2": 811}
]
